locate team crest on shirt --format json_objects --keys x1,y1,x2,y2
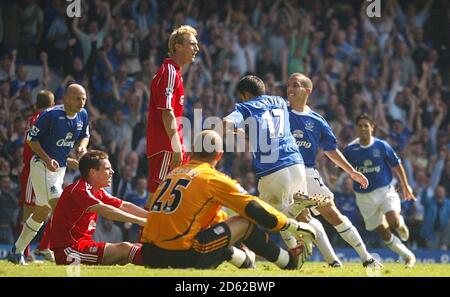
[
  {"x1": 213, "y1": 225, "x2": 225, "y2": 235},
  {"x1": 50, "y1": 186, "x2": 57, "y2": 194},
  {"x1": 88, "y1": 220, "x2": 96, "y2": 231},
  {"x1": 76, "y1": 121, "x2": 83, "y2": 130},
  {"x1": 180, "y1": 95, "x2": 184, "y2": 105},
  {"x1": 292, "y1": 129, "x2": 304, "y2": 138},
  {"x1": 304, "y1": 120, "x2": 314, "y2": 131},
  {"x1": 373, "y1": 148, "x2": 380, "y2": 158}
]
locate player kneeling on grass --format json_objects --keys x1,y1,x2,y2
[
  {"x1": 48, "y1": 150, "x2": 147, "y2": 265},
  {"x1": 140, "y1": 130, "x2": 316, "y2": 270}
]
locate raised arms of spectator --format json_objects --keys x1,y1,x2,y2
[
  {"x1": 71, "y1": 17, "x2": 82, "y2": 40},
  {"x1": 88, "y1": 203, "x2": 146, "y2": 226},
  {"x1": 112, "y1": 0, "x2": 127, "y2": 16},
  {"x1": 429, "y1": 151, "x2": 446, "y2": 192},
  {"x1": 9, "y1": 49, "x2": 17, "y2": 79},
  {"x1": 374, "y1": 93, "x2": 389, "y2": 136},
  {"x1": 39, "y1": 52, "x2": 49, "y2": 87}
]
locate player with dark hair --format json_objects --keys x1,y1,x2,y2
[
  {"x1": 48, "y1": 150, "x2": 147, "y2": 265},
  {"x1": 343, "y1": 113, "x2": 416, "y2": 267}
]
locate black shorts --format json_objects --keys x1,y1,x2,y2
[{"x1": 142, "y1": 222, "x2": 233, "y2": 269}]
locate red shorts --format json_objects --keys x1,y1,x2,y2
[
  {"x1": 19, "y1": 165, "x2": 35, "y2": 207},
  {"x1": 147, "y1": 151, "x2": 190, "y2": 193},
  {"x1": 52, "y1": 240, "x2": 106, "y2": 265}
]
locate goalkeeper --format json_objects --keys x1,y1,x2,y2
[{"x1": 141, "y1": 130, "x2": 316, "y2": 269}]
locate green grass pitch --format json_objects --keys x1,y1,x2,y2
[{"x1": 1, "y1": 260, "x2": 449, "y2": 277}]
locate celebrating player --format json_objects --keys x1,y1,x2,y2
[
  {"x1": 343, "y1": 113, "x2": 416, "y2": 267},
  {"x1": 287, "y1": 73, "x2": 381, "y2": 268}
]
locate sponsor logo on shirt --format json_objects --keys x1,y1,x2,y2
[
  {"x1": 355, "y1": 159, "x2": 381, "y2": 174},
  {"x1": 56, "y1": 132, "x2": 75, "y2": 147}
]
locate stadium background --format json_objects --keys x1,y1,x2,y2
[{"x1": 0, "y1": 0, "x2": 449, "y2": 263}]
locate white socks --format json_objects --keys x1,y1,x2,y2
[
  {"x1": 384, "y1": 234, "x2": 414, "y2": 259},
  {"x1": 280, "y1": 230, "x2": 298, "y2": 249},
  {"x1": 15, "y1": 216, "x2": 44, "y2": 254},
  {"x1": 308, "y1": 217, "x2": 339, "y2": 264},
  {"x1": 229, "y1": 247, "x2": 247, "y2": 268},
  {"x1": 335, "y1": 217, "x2": 372, "y2": 262},
  {"x1": 274, "y1": 248, "x2": 290, "y2": 269}
]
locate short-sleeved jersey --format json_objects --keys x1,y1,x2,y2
[
  {"x1": 289, "y1": 106, "x2": 338, "y2": 167},
  {"x1": 147, "y1": 58, "x2": 185, "y2": 157},
  {"x1": 224, "y1": 95, "x2": 302, "y2": 178},
  {"x1": 22, "y1": 111, "x2": 41, "y2": 167},
  {"x1": 141, "y1": 161, "x2": 288, "y2": 250},
  {"x1": 49, "y1": 178, "x2": 122, "y2": 249},
  {"x1": 343, "y1": 137, "x2": 401, "y2": 193},
  {"x1": 27, "y1": 105, "x2": 89, "y2": 167}
]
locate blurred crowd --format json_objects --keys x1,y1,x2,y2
[{"x1": 0, "y1": 0, "x2": 449, "y2": 250}]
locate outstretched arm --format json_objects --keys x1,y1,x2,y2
[
  {"x1": 119, "y1": 201, "x2": 148, "y2": 218},
  {"x1": 324, "y1": 149, "x2": 368, "y2": 189},
  {"x1": 88, "y1": 203, "x2": 147, "y2": 226}
]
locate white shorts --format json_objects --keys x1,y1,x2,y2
[
  {"x1": 30, "y1": 155, "x2": 66, "y2": 207},
  {"x1": 305, "y1": 167, "x2": 334, "y2": 216},
  {"x1": 355, "y1": 184, "x2": 401, "y2": 231},
  {"x1": 258, "y1": 163, "x2": 307, "y2": 212}
]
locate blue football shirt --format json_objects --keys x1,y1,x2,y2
[
  {"x1": 343, "y1": 137, "x2": 401, "y2": 193},
  {"x1": 225, "y1": 95, "x2": 303, "y2": 178},
  {"x1": 27, "y1": 105, "x2": 90, "y2": 167},
  {"x1": 289, "y1": 106, "x2": 337, "y2": 168}
]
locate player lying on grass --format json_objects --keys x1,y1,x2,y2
[
  {"x1": 140, "y1": 130, "x2": 317, "y2": 269},
  {"x1": 48, "y1": 150, "x2": 147, "y2": 265}
]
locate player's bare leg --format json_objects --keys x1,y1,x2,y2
[
  {"x1": 385, "y1": 210, "x2": 410, "y2": 242},
  {"x1": 316, "y1": 200, "x2": 374, "y2": 265},
  {"x1": 102, "y1": 242, "x2": 142, "y2": 265},
  {"x1": 376, "y1": 220, "x2": 415, "y2": 267}
]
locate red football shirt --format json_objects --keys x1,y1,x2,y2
[
  {"x1": 49, "y1": 178, "x2": 122, "y2": 249},
  {"x1": 146, "y1": 58, "x2": 185, "y2": 157},
  {"x1": 22, "y1": 111, "x2": 41, "y2": 166}
]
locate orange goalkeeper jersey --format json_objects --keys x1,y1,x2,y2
[{"x1": 141, "y1": 160, "x2": 288, "y2": 250}]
